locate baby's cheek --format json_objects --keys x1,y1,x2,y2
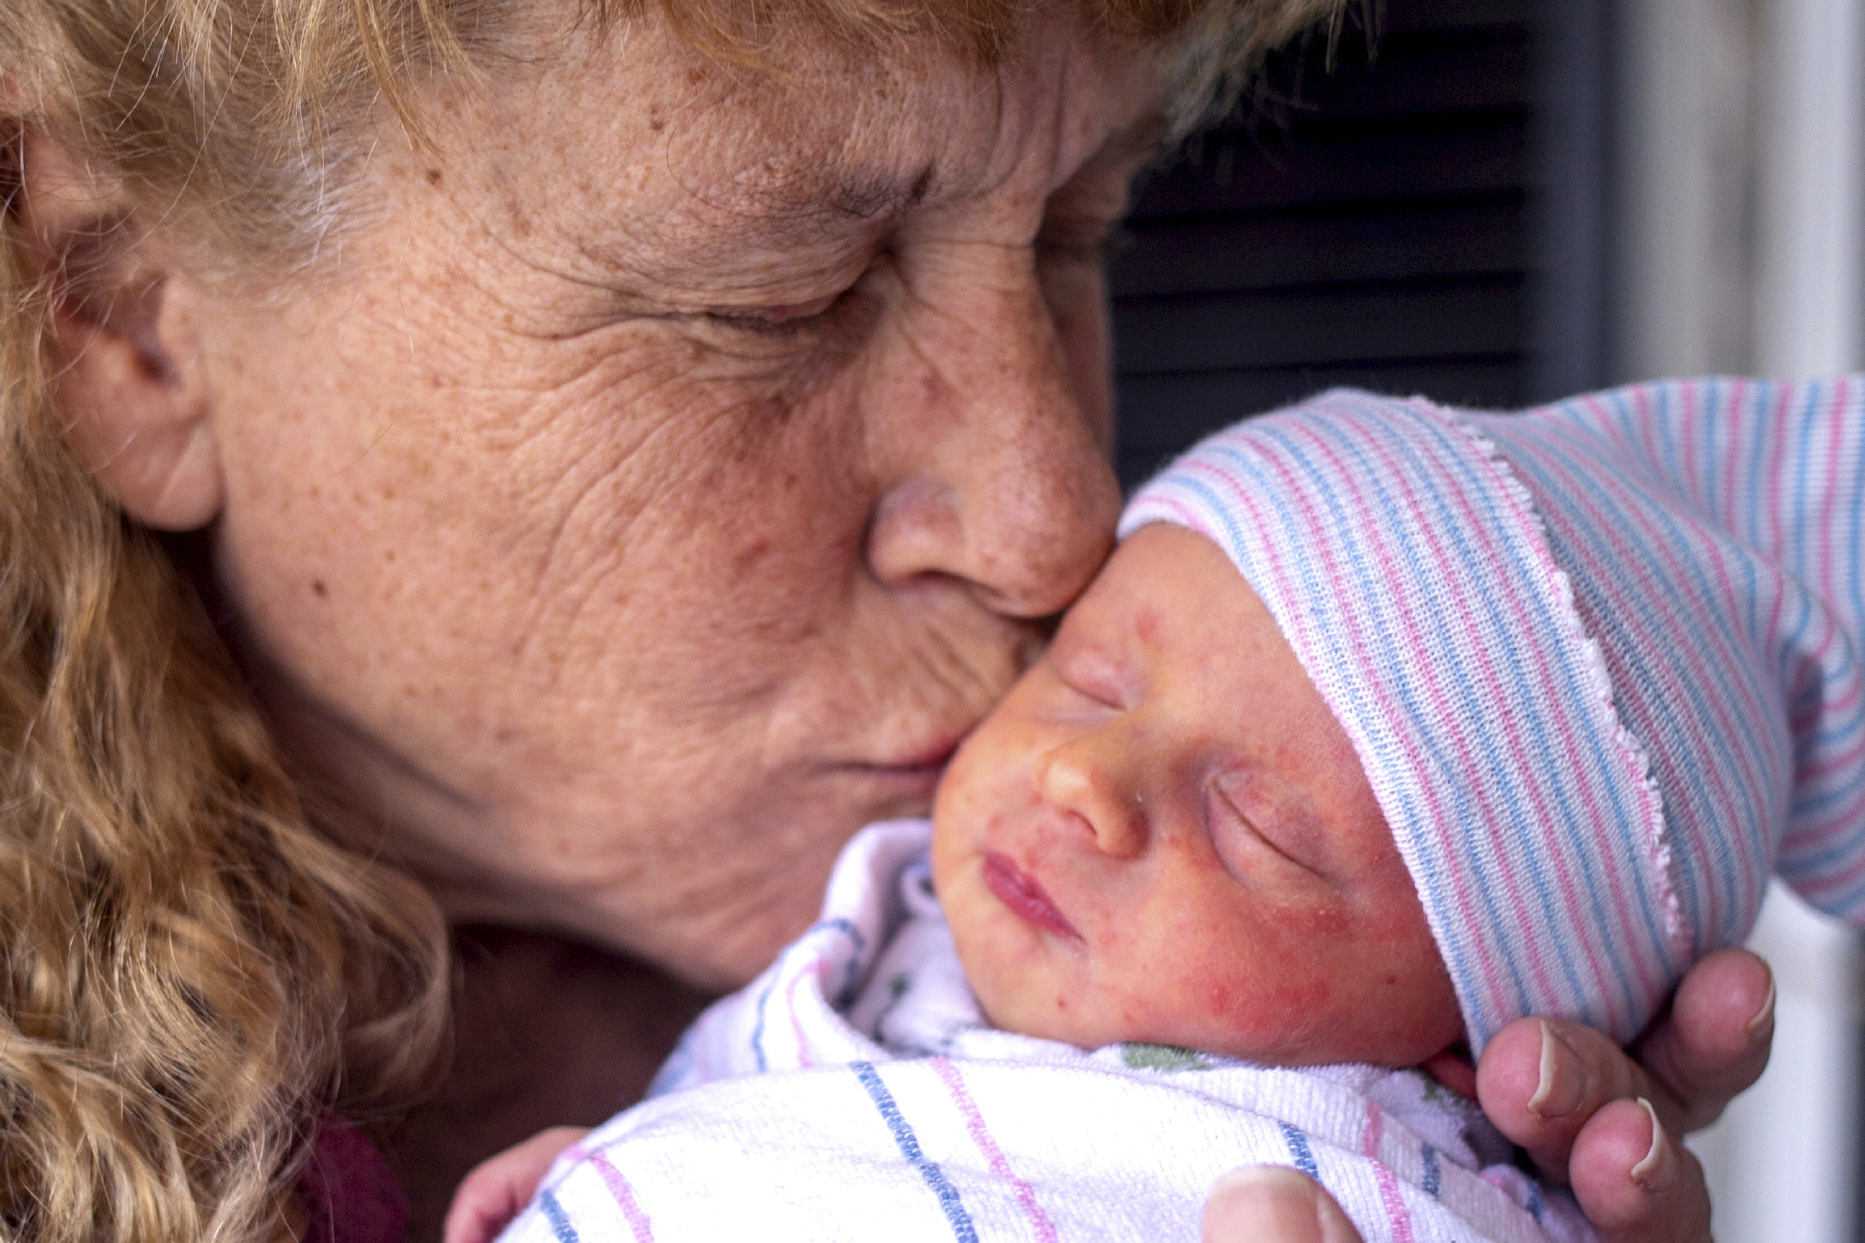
[
  {"x1": 1179, "y1": 956, "x2": 1335, "y2": 1057},
  {"x1": 1107, "y1": 891, "x2": 1347, "y2": 1059}
]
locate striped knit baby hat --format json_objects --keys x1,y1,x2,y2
[{"x1": 1119, "y1": 380, "x2": 1865, "y2": 1054}]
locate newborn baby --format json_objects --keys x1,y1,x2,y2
[
  {"x1": 934, "y1": 516, "x2": 1463, "y2": 1071},
  {"x1": 455, "y1": 378, "x2": 1865, "y2": 1243}
]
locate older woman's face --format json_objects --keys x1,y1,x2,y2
[{"x1": 181, "y1": 13, "x2": 1158, "y2": 986}]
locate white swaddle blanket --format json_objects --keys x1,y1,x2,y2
[{"x1": 497, "y1": 820, "x2": 1591, "y2": 1243}]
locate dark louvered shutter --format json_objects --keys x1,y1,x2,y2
[{"x1": 1111, "y1": 0, "x2": 1595, "y2": 488}]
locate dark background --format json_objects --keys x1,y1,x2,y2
[{"x1": 1110, "y1": 0, "x2": 1609, "y2": 487}]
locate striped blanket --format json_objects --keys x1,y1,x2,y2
[{"x1": 496, "y1": 821, "x2": 1584, "y2": 1243}]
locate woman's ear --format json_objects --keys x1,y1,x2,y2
[{"x1": 18, "y1": 125, "x2": 224, "y2": 530}]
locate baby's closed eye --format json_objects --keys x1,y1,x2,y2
[{"x1": 1205, "y1": 766, "x2": 1334, "y2": 881}]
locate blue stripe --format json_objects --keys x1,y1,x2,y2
[
  {"x1": 1744, "y1": 382, "x2": 1770, "y2": 586},
  {"x1": 1279, "y1": 1122, "x2": 1320, "y2": 1180},
  {"x1": 749, "y1": 974, "x2": 776, "y2": 1073},
  {"x1": 851, "y1": 1062, "x2": 977, "y2": 1243},
  {"x1": 1421, "y1": 1144, "x2": 1441, "y2": 1198},
  {"x1": 540, "y1": 1190, "x2": 579, "y2": 1243},
  {"x1": 1791, "y1": 380, "x2": 1823, "y2": 581},
  {"x1": 1701, "y1": 378, "x2": 1728, "y2": 525},
  {"x1": 750, "y1": 919, "x2": 869, "y2": 1071},
  {"x1": 1523, "y1": 1180, "x2": 1546, "y2": 1224},
  {"x1": 814, "y1": 918, "x2": 869, "y2": 1004}
]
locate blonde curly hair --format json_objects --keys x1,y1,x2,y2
[{"x1": 0, "y1": 0, "x2": 1335, "y2": 1239}]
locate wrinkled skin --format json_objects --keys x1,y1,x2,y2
[{"x1": 29, "y1": 4, "x2": 1760, "y2": 1238}]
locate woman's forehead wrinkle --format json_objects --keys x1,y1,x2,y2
[{"x1": 453, "y1": 17, "x2": 1163, "y2": 308}]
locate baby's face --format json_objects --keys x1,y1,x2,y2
[{"x1": 931, "y1": 524, "x2": 1462, "y2": 1066}]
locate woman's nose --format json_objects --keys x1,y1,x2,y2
[
  {"x1": 1034, "y1": 737, "x2": 1145, "y2": 859},
  {"x1": 861, "y1": 255, "x2": 1121, "y2": 620}
]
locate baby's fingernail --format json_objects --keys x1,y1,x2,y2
[
  {"x1": 1630, "y1": 1097, "x2": 1679, "y2": 1193},
  {"x1": 1747, "y1": 976, "x2": 1776, "y2": 1038},
  {"x1": 1527, "y1": 1020, "x2": 1585, "y2": 1120}
]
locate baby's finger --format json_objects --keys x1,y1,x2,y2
[
  {"x1": 1631, "y1": 947, "x2": 1774, "y2": 1132},
  {"x1": 442, "y1": 1163, "x2": 521, "y2": 1243},
  {"x1": 1567, "y1": 1096, "x2": 1713, "y2": 1243},
  {"x1": 1202, "y1": 1166, "x2": 1364, "y2": 1243},
  {"x1": 1474, "y1": 1018, "x2": 1653, "y2": 1180},
  {"x1": 442, "y1": 1126, "x2": 592, "y2": 1243}
]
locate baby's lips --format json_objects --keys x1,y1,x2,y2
[{"x1": 981, "y1": 851, "x2": 1083, "y2": 941}]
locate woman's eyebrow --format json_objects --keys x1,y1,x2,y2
[
  {"x1": 666, "y1": 162, "x2": 938, "y2": 245},
  {"x1": 565, "y1": 165, "x2": 932, "y2": 289}
]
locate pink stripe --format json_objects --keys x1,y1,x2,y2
[
  {"x1": 786, "y1": 960, "x2": 820, "y2": 1067},
  {"x1": 1766, "y1": 383, "x2": 1794, "y2": 579},
  {"x1": 930, "y1": 1058, "x2": 1060, "y2": 1243},
  {"x1": 1360, "y1": 1105, "x2": 1416, "y2": 1243},
  {"x1": 588, "y1": 1150, "x2": 655, "y2": 1243}
]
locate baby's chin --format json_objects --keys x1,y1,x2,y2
[{"x1": 981, "y1": 999, "x2": 1464, "y2": 1075}]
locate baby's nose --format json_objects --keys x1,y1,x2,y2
[{"x1": 1034, "y1": 742, "x2": 1146, "y2": 859}]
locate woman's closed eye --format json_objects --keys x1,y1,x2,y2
[{"x1": 700, "y1": 290, "x2": 848, "y2": 335}]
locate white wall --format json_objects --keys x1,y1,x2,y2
[
  {"x1": 1611, "y1": 2, "x2": 1865, "y2": 1239},
  {"x1": 1691, "y1": 885, "x2": 1863, "y2": 1243}
]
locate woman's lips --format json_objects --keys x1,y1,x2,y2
[
  {"x1": 829, "y1": 740, "x2": 962, "y2": 804},
  {"x1": 982, "y1": 852, "x2": 1082, "y2": 941},
  {"x1": 833, "y1": 731, "x2": 965, "y2": 776}
]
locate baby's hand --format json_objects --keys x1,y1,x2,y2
[{"x1": 443, "y1": 1126, "x2": 591, "y2": 1243}]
